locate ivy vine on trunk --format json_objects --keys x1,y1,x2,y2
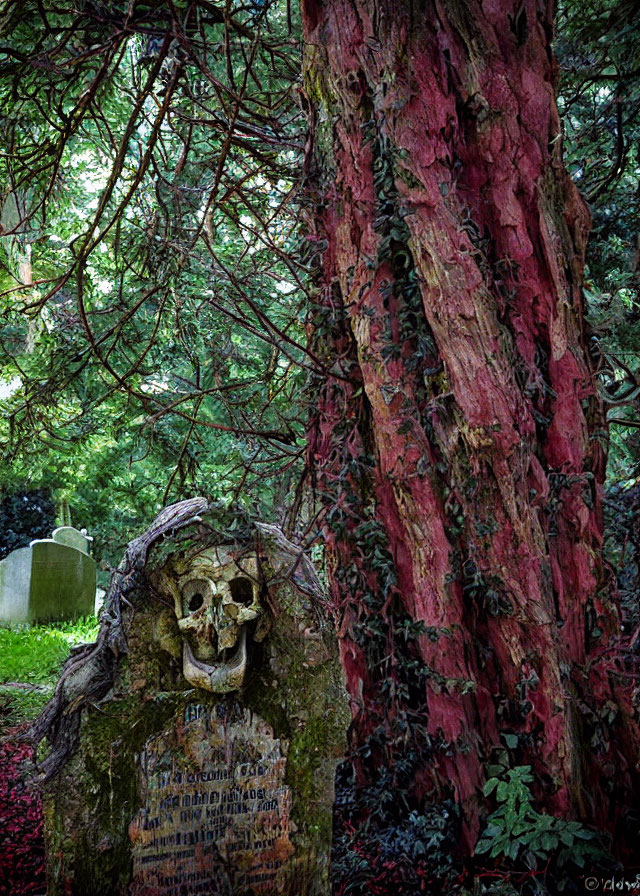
[{"x1": 301, "y1": 0, "x2": 640, "y2": 886}]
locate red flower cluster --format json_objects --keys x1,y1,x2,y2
[{"x1": 0, "y1": 726, "x2": 46, "y2": 895}]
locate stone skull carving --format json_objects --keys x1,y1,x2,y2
[{"x1": 172, "y1": 548, "x2": 266, "y2": 692}]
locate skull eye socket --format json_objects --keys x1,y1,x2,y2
[
  {"x1": 229, "y1": 576, "x2": 254, "y2": 606},
  {"x1": 188, "y1": 592, "x2": 204, "y2": 612},
  {"x1": 181, "y1": 578, "x2": 212, "y2": 616}
]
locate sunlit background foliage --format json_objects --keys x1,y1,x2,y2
[{"x1": 0, "y1": 0, "x2": 307, "y2": 569}]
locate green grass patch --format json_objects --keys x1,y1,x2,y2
[
  {"x1": 0, "y1": 615, "x2": 99, "y2": 726},
  {"x1": 0, "y1": 685, "x2": 50, "y2": 724}
]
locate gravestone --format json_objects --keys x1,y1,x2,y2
[
  {"x1": 94, "y1": 586, "x2": 107, "y2": 616},
  {"x1": 0, "y1": 546, "x2": 32, "y2": 624},
  {"x1": 129, "y1": 705, "x2": 294, "y2": 895},
  {"x1": 0, "y1": 527, "x2": 95, "y2": 625},
  {"x1": 39, "y1": 504, "x2": 348, "y2": 896},
  {"x1": 52, "y1": 526, "x2": 91, "y2": 554}
]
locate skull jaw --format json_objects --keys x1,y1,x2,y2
[{"x1": 182, "y1": 627, "x2": 247, "y2": 692}]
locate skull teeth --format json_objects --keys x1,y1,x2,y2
[{"x1": 182, "y1": 627, "x2": 247, "y2": 693}]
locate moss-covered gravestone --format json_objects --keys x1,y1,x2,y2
[{"x1": 33, "y1": 501, "x2": 348, "y2": 896}]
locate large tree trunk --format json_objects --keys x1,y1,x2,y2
[{"x1": 301, "y1": 0, "x2": 639, "y2": 881}]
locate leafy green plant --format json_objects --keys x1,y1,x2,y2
[
  {"x1": 477, "y1": 764, "x2": 605, "y2": 876},
  {"x1": 0, "y1": 0, "x2": 307, "y2": 571}
]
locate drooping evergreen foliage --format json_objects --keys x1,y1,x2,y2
[{"x1": 0, "y1": 0, "x2": 308, "y2": 563}]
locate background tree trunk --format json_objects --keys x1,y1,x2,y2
[{"x1": 301, "y1": 0, "x2": 640, "y2": 876}]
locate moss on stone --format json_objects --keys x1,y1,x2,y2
[
  {"x1": 43, "y1": 542, "x2": 349, "y2": 896},
  {"x1": 287, "y1": 717, "x2": 337, "y2": 842}
]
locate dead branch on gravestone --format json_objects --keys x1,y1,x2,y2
[
  {"x1": 12, "y1": 498, "x2": 328, "y2": 783},
  {"x1": 19, "y1": 498, "x2": 208, "y2": 783}
]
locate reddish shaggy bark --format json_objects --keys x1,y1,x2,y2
[{"x1": 301, "y1": 0, "x2": 640, "y2": 865}]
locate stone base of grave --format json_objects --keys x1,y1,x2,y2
[{"x1": 41, "y1": 535, "x2": 349, "y2": 896}]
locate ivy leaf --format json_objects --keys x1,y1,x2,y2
[{"x1": 483, "y1": 777, "x2": 500, "y2": 797}]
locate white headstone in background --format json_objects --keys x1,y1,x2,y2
[
  {"x1": 94, "y1": 588, "x2": 106, "y2": 616},
  {"x1": 29, "y1": 540, "x2": 95, "y2": 621},
  {"x1": 52, "y1": 527, "x2": 91, "y2": 555},
  {"x1": 0, "y1": 547, "x2": 33, "y2": 625}
]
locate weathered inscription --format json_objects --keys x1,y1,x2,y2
[{"x1": 130, "y1": 705, "x2": 293, "y2": 895}]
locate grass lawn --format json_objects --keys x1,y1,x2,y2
[{"x1": 0, "y1": 616, "x2": 99, "y2": 727}]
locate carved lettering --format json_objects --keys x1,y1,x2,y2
[{"x1": 130, "y1": 706, "x2": 294, "y2": 895}]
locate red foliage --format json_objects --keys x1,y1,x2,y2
[{"x1": 0, "y1": 725, "x2": 46, "y2": 896}]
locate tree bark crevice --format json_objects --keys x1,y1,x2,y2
[{"x1": 303, "y1": 0, "x2": 640, "y2": 871}]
